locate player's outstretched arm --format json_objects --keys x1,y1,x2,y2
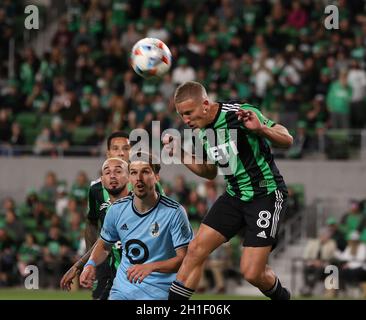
[
  {"x1": 85, "y1": 219, "x2": 98, "y2": 250},
  {"x1": 236, "y1": 109, "x2": 293, "y2": 149},
  {"x1": 162, "y1": 134, "x2": 217, "y2": 180},
  {"x1": 259, "y1": 124, "x2": 294, "y2": 149},
  {"x1": 127, "y1": 247, "x2": 188, "y2": 284},
  {"x1": 60, "y1": 241, "x2": 98, "y2": 291},
  {"x1": 79, "y1": 239, "x2": 112, "y2": 289}
]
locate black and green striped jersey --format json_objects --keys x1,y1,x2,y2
[
  {"x1": 198, "y1": 102, "x2": 287, "y2": 202},
  {"x1": 87, "y1": 179, "x2": 122, "y2": 269}
]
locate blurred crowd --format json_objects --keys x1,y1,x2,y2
[
  {"x1": 301, "y1": 198, "x2": 366, "y2": 298},
  {"x1": 1, "y1": 0, "x2": 366, "y2": 158},
  {"x1": 0, "y1": 170, "x2": 301, "y2": 291}
]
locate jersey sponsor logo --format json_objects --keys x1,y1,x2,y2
[
  {"x1": 207, "y1": 140, "x2": 238, "y2": 162},
  {"x1": 257, "y1": 231, "x2": 267, "y2": 239},
  {"x1": 121, "y1": 223, "x2": 129, "y2": 231},
  {"x1": 125, "y1": 239, "x2": 149, "y2": 264},
  {"x1": 150, "y1": 222, "x2": 160, "y2": 237},
  {"x1": 259, "y1": 180, "x2": 270, "y2": 188},
  {"x1": 99, "y1": 201, "x2": 111, "y2": 211}
]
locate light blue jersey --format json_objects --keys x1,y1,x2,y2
[{"x1": 100, "y1": 194, "x2": 194, "y2": 300}]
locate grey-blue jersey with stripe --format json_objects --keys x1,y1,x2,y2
[{"x1": 100, "y1": 194, "x2": 193, "y2": 300}]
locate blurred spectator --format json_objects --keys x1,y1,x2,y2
[
  {"x1": 128, "y1": 92, "x2": 153, "y2": 130},
  {"x1": 39, "y1": 171, "x2": 59, "y2": 208},
  {"x1": 205, "y1": 242, "x2": 232, "y2": 294},
  {"x1": 347, "y1": 59, "x2": 366, "y2": 129},
  {"x1": 49, "y1": 117, "x2": 71, "y2": 156},
  {"x1": 82, "y1": 94, "x2": 108, "y2": 126},
  {"x1": 326, "y1": 217, "x2": 347, "y2": 252},
  {"x1": 33, "y1": 128, "x2": 54, "y2": 156},
  {"x1": 55, "y1": 185, "x2": 69, "y2": 218},
  {"x1": 120, "y1": 23, "x2": 142, "y2": 51},
  {"x1": 40, "y1": 226, "x2": 72, "y2": 288},
  {"x1": 19, "y1": 48, "x2": 39, "y2": 96},
  {"x1": 326, "y1": 70, "x2": 353, "y2": 129},
  {"x1": 147, "y1": 20, "x2": 169, "y2": 43},
  {"x1": 1, "y1": 197, "x2": 16, "y2": 216},
  {"x1": 49, "y1": 78, "x2": 70, "y2": 114},
  {"x1": 52, "y1": 18, "x2": 73, "y2": 50},
  {"x1": 0, "y1": 229, "x2": 17, "y2": 287},
  {"x1": 4, "y1": 210, "x2": 25, "y2": 246},
  {"x1": 284, "y1": 186, "x2": 300, "y2": 221},
  {"x1": 172, "y1": 57, "x2": 196, "y2": 85},
  {"x1": 159, "y1": 74, "x2": 176, "y2": 102},
  {"x1": 70, "y1": 171, "x2": 89, "y2": 207},
  {"x1": 305, "y1": 95, "x2": 329, "y2": 130},
  {"x1": 8, "y1": 122, "x2": 26, "y2": 155},
  {"x1": 0, "y1": 109, "x2": 12, "y2": 152},
  {"x1": 286, "y1": 121, "x2": 309, "y2": 159},
  {"x1": 16, "y1": 234, "x2": 41, "y2": 278},
  {"x1": 286, "y1": 0, "x2": 308, "y2": 30},
  {"x1": 340, "y1": 200, "x2": 363, "y2": 240},
  {"x1": 171, "y1": 175, "x2": 190, "y2": 206},
  {"x1": 336, "y1": 231, "x2": 366, "y2": 296},
  {"x1": 0, "y1": 80, "x2": 23, "y2": 113},
  {"x1": 300, "y1": 227, "x2": 337, "y2": 297},
  {"x1": 85, "y1": 123, "x2": 106, "y2": 156}
]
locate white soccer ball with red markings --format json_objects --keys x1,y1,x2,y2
[{"x1": 130, "y1": 38, "x2": 172, "y2": 79}]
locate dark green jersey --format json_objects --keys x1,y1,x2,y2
[
  {"x1": 198, "y1": 102, "x2": 287, "y2": 201},
  {"x1": 87, "y1": 179, "x2": 122, "y2": 268}
]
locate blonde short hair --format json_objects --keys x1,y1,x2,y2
[{"x1": 174, "y1": 81, "x2": 207, "y2": 105}]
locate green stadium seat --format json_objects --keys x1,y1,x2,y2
[
  {"x1": 17, "y1": 203, "x2": 31, "y2": 217},
  {"x1": 38, "y1": 114, "x2": 53, "y2": 129},
  {"x1": 325, "y1": 129, "x2": 350, "y2": 159},
  {"x1": 22, "y1": 218, "x2": 37, "y2": 231},
  {"x1": 72, "y1": 127, "x2": 94, "y2": 145},
  {"x1": 34, "y1": 231, "x2": 47, "y2": 245},
  {"x1": 16, "y1": 112, "x2": 38, "y2": 129},
  {"x1": 24, "y1": 127, "x2": 40, "y2": 145}
]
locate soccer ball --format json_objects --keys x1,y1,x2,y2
[{"x1": 130, "y1": 38, "x2": 172, "y2": 79}]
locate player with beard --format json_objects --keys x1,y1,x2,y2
[{"x1": 60, "y1": 157, "x2": 129, "y2": 296}]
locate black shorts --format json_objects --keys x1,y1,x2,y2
[
  {"x1": 92, "y1": 259, "x2": 116, "y2": 300},
  {"x1": 202, "y1": 190, "x2": 287, "y2": 248}
]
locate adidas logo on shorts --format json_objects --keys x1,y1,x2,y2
[{"x1": 257, "y1": 231, "x2": 267, "y2": 239}]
